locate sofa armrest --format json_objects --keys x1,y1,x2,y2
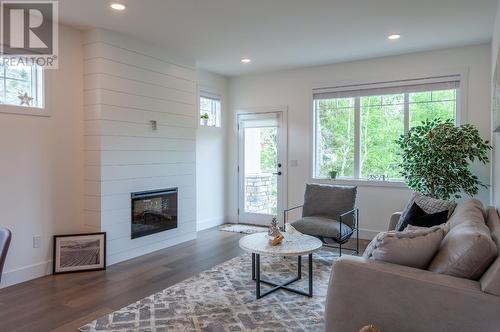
[
  {"x1": 388, "y1": 212, "x2": 402, "y2": 231},
  {"x1": 325, "y1": 256, "x2": 500, "y2": 332}
]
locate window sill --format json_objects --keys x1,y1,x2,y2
[
  {"x1": 312, "y1": 177, "x2": 409, "y2": 189},
  {"x1": 0, "y1": 104, "x2": 49, "y2": 117}
]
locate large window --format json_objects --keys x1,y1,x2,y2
[
  {"x1": 0, "y1": 63, "x2": 44, "y2": 108},
  {"x1": 313, "y1": 77, "x2": 459, "y2": 181},
  {"x1": 199, "y1": 92, "x2": 221, "y2": 127}
]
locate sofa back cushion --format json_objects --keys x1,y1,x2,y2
[
  {"x1": 480, "y1": 207, "x2": 500, "y2": 295},
  {"x1": 447, "y1": 199, "x2": 486, "y2": 229},
  {"x1": 302, "y1": 184, "x2": 357, "y2": 228},
  {"x1": 428, "y1": 203, "x2": 497, "y2": 280}
]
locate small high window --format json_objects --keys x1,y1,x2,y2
[
  {"x1": 0, "y1": 63, "x2": 44, "y2": 109},
  {"x1": 199, "y1": 92, "x2": 221, "y2": 127}
]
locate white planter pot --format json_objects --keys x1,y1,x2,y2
[{"x1": 201, "y1": 118, "x2": 209, "y2": 126}]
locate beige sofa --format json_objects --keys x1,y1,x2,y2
[{"x1": 325, "y1": 202, "x2": 500, "y2": 332}]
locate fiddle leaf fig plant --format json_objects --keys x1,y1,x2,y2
[{"x1": 396, "y1": 119, "x2": 491, "y2": 200}]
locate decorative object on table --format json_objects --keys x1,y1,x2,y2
[
  {"x1": 268, "y1": 217, "x2": 281, "y2": 237},
  {"x1": 200, "y1": 112, "x2": 209, "y2": 126},
  {"x1": 53, "y1": 232, "x2": 106, "y2": 274},
  {"x1": 359, "y1": 325, "x2": 381, "y2": 332},
  {"x1": 270, "y1": 234, "x2": 284, "y2": 246},
  {"x1": 396, "y1": 119, "x2": 491, "y2": 200},
  {"x1": 285, "y1": 183, "x2": 359, "y2": 256},
  {"x1": 18, "y1": 92, "x2": 33, "y2": 106}
]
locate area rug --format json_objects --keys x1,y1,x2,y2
[
  {"x1": 79, "y1": 249, "x2": 337, "y2": 332},
  {"x1": 219, "y1": 223, "x2": 268, "y2": 234}
]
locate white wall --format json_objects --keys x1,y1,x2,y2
[
  {"x1": 196, "y1": 70, "x2": 229, "y2": 231},
  {"x1": 0, "y1": 25, "x2": 84, "y2": 287},
  {"x1": 228, "y1": 44, "x2": 492, "y2": 236},
  {"x1": 83, "y1": 29, "x2": 198, "y2": 265}
]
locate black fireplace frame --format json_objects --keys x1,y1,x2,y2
[{"x1": 131, "y1": 188, "x2": 178, "y2": 239}]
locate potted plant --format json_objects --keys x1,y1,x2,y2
[
  {"x1": 328, "y1": 166, "x2": 340, "y2": 179},
  {"x1": 396, "y1": 119, "x2": 491, "y2": 200},
  {"x1": 200, "y1": 113, "x2": 209, "y2": 126}
]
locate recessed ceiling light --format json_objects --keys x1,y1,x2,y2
[
  {"x1": 388, "y1": 34, "x2": 401, "y2": 40},
  {"x1": 241, "y1": 58, "x2": 251, "y2": 64},
  {"x1": 110, "y1": 3, "x2": 126, "y2": 11}
]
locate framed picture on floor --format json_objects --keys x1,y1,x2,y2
[{"x1": 53, "y1": 232, "x2": 106, "y2": 274}]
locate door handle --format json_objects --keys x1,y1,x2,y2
[{"x1": 273, "y1": 171, "x2": 282, "y2": 176}]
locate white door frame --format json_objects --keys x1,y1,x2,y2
[{"x1": 237, "y1": 106, "x2": 288, "y2": 226}]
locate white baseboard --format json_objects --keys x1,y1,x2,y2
[
  {"x1": 197, "y1": 217, "x2": 225, "y2": 231},
  {"x1": 0, "y1": 260, "x2": 52, "y2": 289}
]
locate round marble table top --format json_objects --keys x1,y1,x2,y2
[{"x1": 239, "y1": 232, "x2": 323, "y2": 257}]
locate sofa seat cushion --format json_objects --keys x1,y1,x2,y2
[
  {"x1": 291, "y1": 216, "x2": 352, "y2": 241},
  {"x1": 396, "y1": 192, "x2": 456, "y2": 231},
  {"x1": 429, "y1": 218, "x2": 497, "y2": 280},
  {"x1": 363, "y1": 226, "x2": 445, "y2": 269}
]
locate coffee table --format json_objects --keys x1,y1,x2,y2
[{"x1": 239, "y1": 232, "x2": 322, "y2": 299}]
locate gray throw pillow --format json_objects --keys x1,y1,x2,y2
[
  {"x1": 396, "y1": 192, "x2": 456, "y2": 231},
  {"x1": 428, "y1": 219, "x2": 497, "y2": 280},
  {"x1": 363, "y1": 226, "x2": 445, "y2": 269}
]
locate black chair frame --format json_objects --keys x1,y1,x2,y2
[{"x1": 283, "y1": 206, "x2": 359, "y2": 256}]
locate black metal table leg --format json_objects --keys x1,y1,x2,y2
[
  {"x1": 256, "y1": 254, "x2": 261, "y2": 299},
  {"x1": 308, "y1": 253, "x2": 313, "y2": 297},
  {"x1": 252, "y1": 253, "x2": 255, "y2": 280},
  {"x1": 252, "y1": 253, "x2": 313, "y2": 299},
  {"x1": 298, "y1": 255, "x2": 302, "y2": 279}
]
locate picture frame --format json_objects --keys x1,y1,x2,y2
[{"x1": 53, "y1": 232, "x2": 106, "y2": 274}]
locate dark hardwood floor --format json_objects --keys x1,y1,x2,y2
[{"x1": 0, "y1": 227, "x2": 366, "y2": 332}]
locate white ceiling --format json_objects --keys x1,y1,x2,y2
[{"x1": 58, "y1": 0, "x2": 498, "y2": 77}]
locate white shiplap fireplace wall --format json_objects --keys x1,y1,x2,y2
[{"x1": 83, "y1": 29, "x2": 197, "y2": 265}]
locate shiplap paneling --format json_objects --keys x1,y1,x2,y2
[{"x1": 83, "y1": 29, "x2": 197, "y2": 266}]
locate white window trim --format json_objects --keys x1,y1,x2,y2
[
  {"x1": 310, "y1": 69, "x2": 469, "y2": 187},
  {"x1": 0, "y1": 66, "x2": 50, "y2": 117},
  {"x1": 198, "y1": 87, "x2": 222, "y2": 128}
]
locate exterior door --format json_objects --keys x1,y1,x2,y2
[{"x1": 238, "y1": 111, "x2": 285, "y2": 226}]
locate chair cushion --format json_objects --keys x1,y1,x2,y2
[
  {"x1": 428, "y1": 218, "x2": 497, "y2": 280},
  {"x1": 396, "y1": 192, "x2": 456, "y2": 231},
  {"x1": 363, "y1": 226, "x2": 445, "y2": 269},
  {"x1": 302, "y1": 184, "x2": 357, "y2": 228},
  {"x1": 291, "y1": 216, "x2": 352, "y2": 241}
]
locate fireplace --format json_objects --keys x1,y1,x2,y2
[{"x1": 131, "y1": 188, "x2": 178, "y2": 239}]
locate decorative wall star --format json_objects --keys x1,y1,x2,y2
[{"x1": 18, "y1": 92, "x2": 33, "y2": 106}]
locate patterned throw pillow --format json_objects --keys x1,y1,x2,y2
[{"x1": 396, "y1": 192, "x2": 456, "y2": 231}]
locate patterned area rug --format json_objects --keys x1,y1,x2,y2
[
  {"x1": 79, "y1": 250, "x2": 338, "y2": 332},
  {"x1": 219, "y1": 223, "x2": 268, "y2": 234}
]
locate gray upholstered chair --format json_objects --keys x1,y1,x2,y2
[
  {"x1": 285, "y1": 184, "x2": 358, "y2": 256},
  {"x1": 0, "y1": 228, "x2": 12, "y2": 284}
]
